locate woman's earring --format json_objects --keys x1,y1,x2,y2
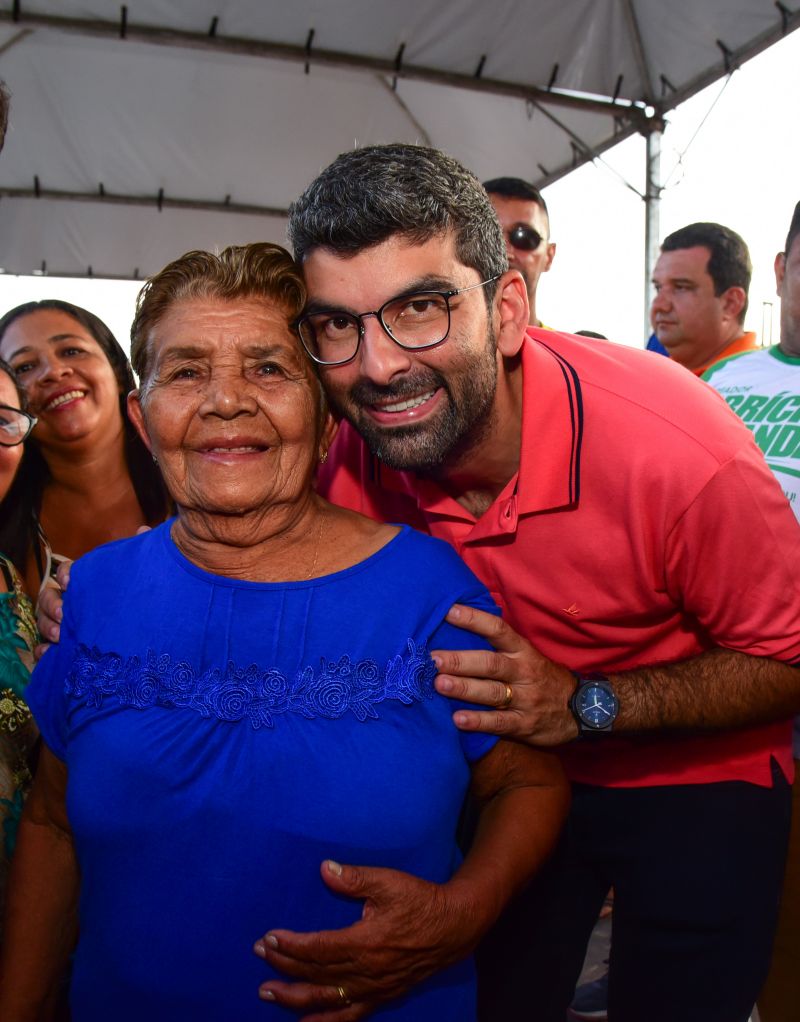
[
  {"x1": 152, "y1": 454, "x2": 158, "y2": 465},
  {"x1": 319, "y1": 450, "x2": 328, "y2": 464}
]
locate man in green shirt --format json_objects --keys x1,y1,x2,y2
[{"x1": 704, "y1": 201, "x2": 800, "y2": 1022}]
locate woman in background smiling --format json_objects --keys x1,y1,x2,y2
[{"x1": 0, "y1": 300, "x2": 168, "y2": 598}]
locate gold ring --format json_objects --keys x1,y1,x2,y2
[
  {"x1": 337, "y1": 985, "x2": 351, "y2": 1006},
  {"x1": 499, "y1": 682, "x2": 513, "y2": 709}
]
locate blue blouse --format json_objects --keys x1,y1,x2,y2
[{"x1": 27, "y1": 522, "x2": 499, "y2": 1021}]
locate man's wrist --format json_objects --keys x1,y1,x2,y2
[{"x1": 569, "y1": 672, "x2": 619, "y2": 735}]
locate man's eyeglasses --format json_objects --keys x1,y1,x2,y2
[
  {"x1": 507, "y1": 224, "x2": 545, "y2": 252},
  {"x1": 295, "y1": 276, "x2": 501, "y2": 367},
  {"x1": 0, "y1": 404, "x2": 37, "y2": 446}
]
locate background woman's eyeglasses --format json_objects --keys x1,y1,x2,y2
[
  {"x1": 507, "y1": 225, "x2": 545, "y2": 252},
  {"x1": 0, "y1": 404, "x2": 37, "y2": 446}
]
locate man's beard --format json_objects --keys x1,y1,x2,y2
[{"x1": 327, "y1": 324, "x2": 499, "y2": 475}]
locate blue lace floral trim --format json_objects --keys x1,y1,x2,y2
[{"x1": 65, "y1": 640, "x2": 437, "y2": 729}]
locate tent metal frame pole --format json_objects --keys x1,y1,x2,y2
[
  {"x1": 643, "y1": 122, "x2": 663, "y2": 343},
  {"x1": 0, "y1": 185, "x2": 287, "y2": 218}
]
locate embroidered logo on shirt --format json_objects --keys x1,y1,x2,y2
[
  {"x1": 65, "y1": 640, "x2": 436, "y2": 729},
  {"x1": 563, "y1": 603, "x2": 580, "y2": 616}
]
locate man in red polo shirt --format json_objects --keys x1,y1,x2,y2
[{"x1": 249, "y1": 144, "x2": 800, "y2": 1022}]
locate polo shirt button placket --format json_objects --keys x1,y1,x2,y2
[{"x1": 499, "y1": 496, "x2": 518, "y2": 533}]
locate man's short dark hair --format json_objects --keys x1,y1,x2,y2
[
  {"x1": 784, "y1": 202, "x2": 800, "y2": 259},
  {"x1": 0, "y1": 80, "x2": 10, "y2": 152},
  {"x1": 661, "y1": 222, "x2": 752, "y2": 322},
  {"x1": 287, "y1": 144, "x2": 508, "y2": 306},
  {"x1": 482, "y1": 177, "x2": 549, "y2": 218}
]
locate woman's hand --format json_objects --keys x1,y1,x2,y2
[
  {"x1": 254, "y1": 859, "x2": 485, "y2": 1019},
  {"x1": 35, "y1": 560, "x2": 71, "y2": 656}
]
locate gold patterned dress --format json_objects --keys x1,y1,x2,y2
[{"x1": 0, "y1": 552, "x2": 38, "y2": 924}]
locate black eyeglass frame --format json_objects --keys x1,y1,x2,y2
[
  {"x1": 295, "y1": 275, "x2": 502, "y2": 367},
  {"x1": 0, "y1": 403, "x2": 37, "y2": 447},
  {"x1": 507, "y1": 224, "x2": 546, "y2": 252}
]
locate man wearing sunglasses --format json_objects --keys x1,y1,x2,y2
[{"x1": 483, "y1": 176, "x2": 556, "y2": 328}]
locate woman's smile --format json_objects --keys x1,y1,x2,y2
[
  {"x1": 40, "y1": 387, "x2": 88, "y2": 414},
  {"x1": 193, "y1": 435, "x2": 272, "y2": 462}
]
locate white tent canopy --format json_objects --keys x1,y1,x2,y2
[{"x1": 0, "y1": 0, "x2": 797, "y2": 279}]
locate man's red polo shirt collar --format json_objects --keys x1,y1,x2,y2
[{"x1": 362, "y1": 328, "x2": 582, "y2": 539}]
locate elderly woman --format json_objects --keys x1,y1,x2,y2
[{"x1": 0, "y1": 244, "x2": 567, "y2": 1021}]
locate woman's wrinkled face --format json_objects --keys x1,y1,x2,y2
[
  {"x1": 0, "y1": 309, "x2": 122, "y2": 450},
  {"x1": 128, "y1": 297, "x2": 329, "y2": 518},
  {"x1": 0, "y1": 372, "x2": 25, "y2": 501}
]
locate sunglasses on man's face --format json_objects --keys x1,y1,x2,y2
[{"x1": 507, "y1": 224, "x2": 545, "y2": 252}]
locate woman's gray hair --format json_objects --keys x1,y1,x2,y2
[{"x1": 287, "y1": 144, "x2": 508, "y2": 306}]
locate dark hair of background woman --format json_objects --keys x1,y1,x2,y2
[{"x1": 0, "y1": 300, "x2": 169, "y2": 572}]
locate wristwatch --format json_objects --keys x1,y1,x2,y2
[{"x1": 569, "y1": 672, "x2": 619, "y2": 735}]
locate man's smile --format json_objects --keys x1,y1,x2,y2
[{"x1": 367, "y1": 387, "x2": 443, "y2": 424}]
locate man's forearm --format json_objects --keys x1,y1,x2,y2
[
  {"x1": 612, "y1": 649, "x2": 800, "y2": 733},
  {"x1": 433, "y1": 608, "x2": 800, "y2": 746}
]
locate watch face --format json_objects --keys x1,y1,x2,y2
[{"x1": 576, "y1": 683, "x2": 616, "y2": 729}]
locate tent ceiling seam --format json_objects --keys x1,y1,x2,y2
[
  {"x1": 375, "y1": 76, "x2": 432, "y2": 146},
  {"x1": 0, "y1": 26, "x2": 32, "y2": 57},
  {"x1": 653, "y1": 8, "x2": 800, "y2": 115},
  {"x1": 0, "y1": 9, "x2": 649, "y2": 126},
  {"x1": 620, "y1": 0, "x2": 655, "y2": 103},
  {"x1": 532, "y1": 120, "x2": 640, "y2": 190},
  {"x1": 528, "y1": 99, "x2": 645, "y2": 198}
]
